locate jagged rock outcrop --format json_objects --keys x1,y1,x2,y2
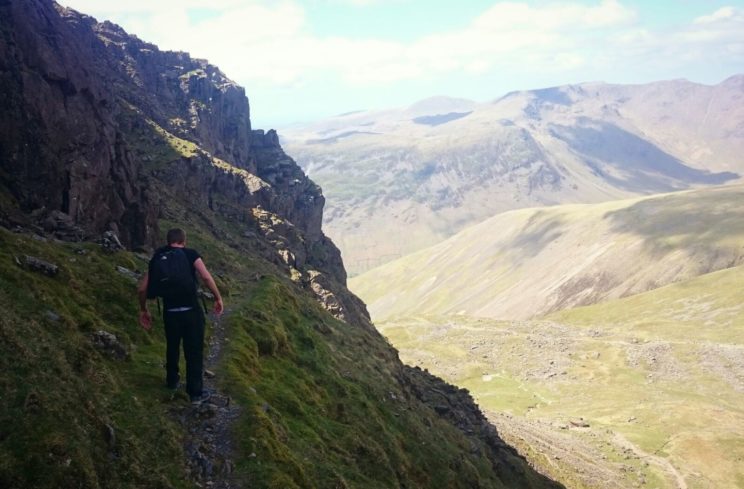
[
  {"x1": 84, "y1": 15, "x2": 254, "y2": 172},
  {"x1": 398, "y1": 365, "x2": 532, "y2": 481},
  {"x1": 0, "y1": 0, "x2": 336, "y2": 264},
  {"x1": 0, "y1": 0, "x2": 156, "y2": 246},
  {"x1": 252, "y1": 129, "x2": 326, "y2": 244}
]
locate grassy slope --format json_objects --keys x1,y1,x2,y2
[
  {"x1": 0, "y1": 185, "x2": 557, "y2": 489},
  {"x1": 0, "y1": 228, "x2": 188, "y2": 488},
  {"x1": 167, "y1": 199, "x2": 556, "y2": 489},
  {"x1": 377, "y1": 266, "x2": 744, "y2": 488},
  {"x1": 351, "y1": 184, "x2": 744, "y2": 321}
]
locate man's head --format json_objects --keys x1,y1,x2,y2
[{"x1": 166, "y1": 228, "x2": 186, "y2": 246}]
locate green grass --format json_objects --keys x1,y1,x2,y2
[
  {"x1": 548, "y1": 265, "x2": 744, "y2": 344},
  {"x1": 377, "y1": 265, "x2": 744, "y2": 488},
  {"x1": 0, "y1": 228, "x2": 189, "y2": 489},
  {"x1": 351, "y1": 184, "x2": 744, "y2": 322},
  {"x1": 220, "y1": 277, "x2": 520, "y2": 488},
  {"x1": 0, "y1": 186, "x2": 560, "y2": 488},
  {"x1": 116, "y1": 105, "x2": 198, "y2": 171}
]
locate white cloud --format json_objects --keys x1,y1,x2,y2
[
  {"x1": 59, "y1": 0, "x2": 742, "y2": 91},
  {"x1": 474, "y1": 0, "x2": 634, "y2": 31},
  {"x1": 584, "y1": 0, "x2": 636, "y2": 26},
  {"x1": 694, "y1": 6, "x2": 740, "y2": 24},
  {"x1": 330, "y1": 0, "x2": 398, "y2": 5},
  {"x1": 603, "y1": 5, "x2": 744, "y2": 76}
]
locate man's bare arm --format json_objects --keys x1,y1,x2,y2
[
  {"x1": 137, "y1": 272, "x2": 152, "y2": 330},
  {"x1": 194, "y1": 258, "x2": 224, "y2": 314}
]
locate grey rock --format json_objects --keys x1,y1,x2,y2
[
  {"x1": 196, "y1": 403, "x2": 218, "y2": 419},
  {"x1": 434, "y1": 405, "x2": 451, "y2": 415},
  {"x1": 104, "y1": 423, "x2": 116, "y2": 449},
  {"x1": 22, "y1": 256, "x2": 59, "y2": 277},
  {"x1": 115, "y1": 266, "x2": 141, "y2": 282},
  {"x1": 44, "y1": 310, "x2": 61, "y2": 322},
  {"x1": 198, "y1": 289, "x2": 215, "y2": 301},
  {"x1": 101, "y1": 231, "x2": 125, "y2": 253},
  {"x1": 569, "y1": 418, "x2": 590, "y2": 428},
  {"x1": 90, "y1": 331, "x2": 129, "y2": 360}
]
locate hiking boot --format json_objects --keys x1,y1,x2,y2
[{"x1": 190, "y1": 389, "x2": 212, "y2": 405}]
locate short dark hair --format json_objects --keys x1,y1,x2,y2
[{"x1": 166, "y1": 228, "x2": 186, "y2": 244}]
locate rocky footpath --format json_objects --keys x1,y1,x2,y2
[{"x1": 173, "y1": 312, "x2": 242, "y2": 489}]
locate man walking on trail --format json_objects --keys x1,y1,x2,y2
[{"x1": 137, "y1": 228, "x2": 224, "y2": 404}]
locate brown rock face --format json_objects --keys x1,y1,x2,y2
[
  {"x1": 252, "y1": 130, "x2": 325, "y2": 242},
  {"x1": 0, "y1": 0, "x2": 346, "y2": 282},
  {"x1": 90, "y1": 17, "x2": 255, "y2": 172},
  {"x1": 0, "y1": 0, "x2": 155, "y2": 246}
]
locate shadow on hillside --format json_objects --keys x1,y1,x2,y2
[
  {"x1": 510, "y1": 212, "x2": 565, "y2": 258},
  {"x1": 603, "y1": 186, "x2": 744, "y2": 259},
  {"x1": 549, "y1": 120, "x2": 739, "y2": 192},
  {"x1": 404, "y1": 365, "x2": 566, "y2": 488}
]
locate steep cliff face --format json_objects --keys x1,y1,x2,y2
[
  {"x1": 0, "y1": 1, "x2": 559, "y2": 488},
  {"x1": 0, "y1": 1, "x2": 272, "y2": 248},
  {"x1": 88, "y1": 15, "x2": 255, "y2": 172},
  {"x1": 0, "y1": 0, "x2": 156, "y2": 246}
]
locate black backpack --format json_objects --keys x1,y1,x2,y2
[{"x1": 146, "y1": 248, "x2": 195, "y2": 302}]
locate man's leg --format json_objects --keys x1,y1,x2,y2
[
  {"x1": 163, "y1": 312, "x2": 183, "y2": 388},
  {"x1": 182, "y1": 309, "x2": 206, "y2": 398}
]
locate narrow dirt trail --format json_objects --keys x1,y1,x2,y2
[
  {"x1": 612, "y1": 433, "x2": 688, "y2": 489},
  {"x1": 488, "y1": 413, "x2": 629, "y2": 489},
  {"x1": 171, "y1": 309, "x2": 244, "y2": 488}
]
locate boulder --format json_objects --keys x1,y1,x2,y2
[
  {"x1": 101, "y1": 231, "x2": 125, "y2": 253},
  {"x1": 20, "y1": 256, "x2": 60, "y2": 277},
  {"x1": 90, "y1": 331, "x2": 129, "y2": 360}
]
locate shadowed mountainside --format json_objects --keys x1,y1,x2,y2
[{"x1": 351, "y1": 184, "x2": 744, "y2": 321}]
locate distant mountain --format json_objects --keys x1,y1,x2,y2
[
  {"x1": 282, "y1": 78, "x2": 744, "y2": 274},
  {"x1": 349, "y1": 184, "x2": 744, "y2": 321}
]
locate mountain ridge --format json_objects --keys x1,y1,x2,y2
[
  {"x1": 283, "y1": 76, "x2": 744, "y2": 274},
  {"x1": 350, "y1": 184, "x2": 744, "y2": 321}
]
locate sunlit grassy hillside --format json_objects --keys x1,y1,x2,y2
[
  {"x1": 351, "y1": 184, "x2": 744, "y2": 321},
  {"x1": 377, "y1": 265, "x2": 744, "y2": 488},
  {"x1": 0, "y1": 195, "x2": 557, "y2": 488}
]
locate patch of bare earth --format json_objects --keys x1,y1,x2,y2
[{"x1": 488, "y1": 412, "x2": 648, "y2": 489}]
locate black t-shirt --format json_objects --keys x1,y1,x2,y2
[{"x1": 149, "y1": 246, "x2": 201, "y2": 310}]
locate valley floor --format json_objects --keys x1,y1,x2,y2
[{"x1": 377, "y1": 267, "x2": 744, "y2": 488}]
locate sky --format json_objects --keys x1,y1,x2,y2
[{"x1": 59, "y1": 0, "x2": 744, "y2": 128}]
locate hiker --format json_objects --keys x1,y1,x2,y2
[{"x1": 137, "y1": 228, "x2": 224, "y2": 403}]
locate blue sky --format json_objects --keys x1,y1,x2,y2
[{"x1": 61, "y1": 0, "x2": 744, "y2": 128}]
